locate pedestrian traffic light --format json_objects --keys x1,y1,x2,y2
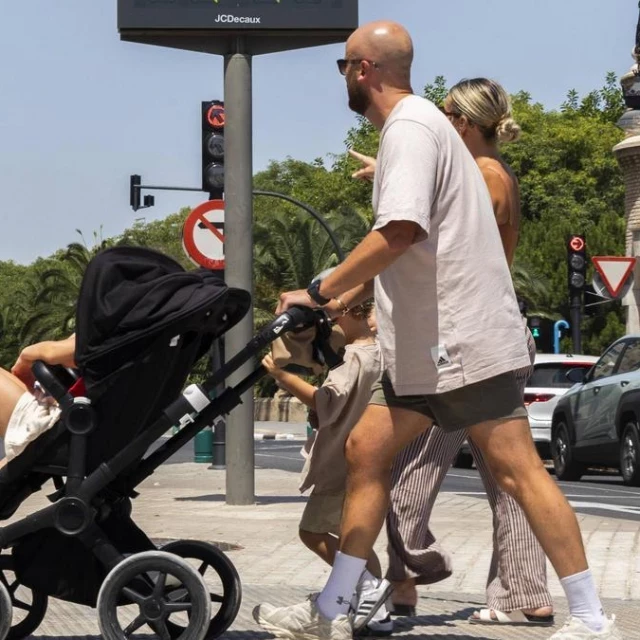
[
  {"x1": 202, "y1": 100, "x2": 225, "y2": 199},
  {"x1": 530, "y1": 316, "x2": 542, "y2": 340},
  {"x1": 528, "y1": 316, "x2": 553, "y2": 353},
  {"x1": 567, "y1": 234, "x2": 587, "y2": 296}
]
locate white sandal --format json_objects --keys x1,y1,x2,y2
[{"x1": 469, "y1": 608, "x2": 555, "y2": 626}]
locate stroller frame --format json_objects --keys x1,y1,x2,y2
[
  {"x1": 0, "y1": 263, "x2": 319, "y2": 640},
  {"x1": 0, "y1": 307, "x2": 313, "y2": 547}
]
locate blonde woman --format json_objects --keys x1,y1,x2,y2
[{"x1": 350, "y1": 78, "x2": 554, "y2": 627}]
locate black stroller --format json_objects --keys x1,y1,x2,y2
[{"x1": 0, "y1": 247, "x2": 323, "y2": 640}]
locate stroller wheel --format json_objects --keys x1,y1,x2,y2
[
  {"x1": 161, "y1": 540, "x2": 242, "y2": 639},
  {"x1": 0, "y1": 579, "x2": 12, "y2": 640},
  {"x1": 97, "y1": 550, "x2": 211, "y2": 640},
  {"x1": 0, "y1": 552, "x2": 48, "y2": 640}
]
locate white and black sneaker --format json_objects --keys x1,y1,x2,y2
[
  {"x1": 352, "y1": 578, "x2": 394, "y2": 636},
  {"x1": 253, "y1": 594, "x2": 352, "y2": 640}
]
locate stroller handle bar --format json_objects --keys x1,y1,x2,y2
[
  {"x1": 200, "y1": 304, "x2": 319, "y2": 397},
  {"x1": 31, "y1": 362, "x2": 79, "y2": 406}
]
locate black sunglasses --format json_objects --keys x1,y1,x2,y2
[{"x1": 336, "y1": 58, "x2": 380, "y2": 76}]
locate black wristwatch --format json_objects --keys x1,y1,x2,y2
[{"x1": 306, "y1": 279, "x2": 331, "y2": 306}]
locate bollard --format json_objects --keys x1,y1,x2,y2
[
  {"x1": 194, "y1": 426, "x2": 213, "y2": 463},
  {"x1": 210, "y1": 417, "x2": 226, "y2": 470}
]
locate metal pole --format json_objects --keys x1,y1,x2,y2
[
  {"x1": 570, "y1": 294, "x2": 582, "y2": 353},
  {"x1": 224, "y1": 43, "x2": 255, "y2": 505},
  {"x1": 210, "y1": 339, "x2": 226, "y2": 470},
  {"x1": 553, "y1": 320, "x2": 570, "y2": 355}
]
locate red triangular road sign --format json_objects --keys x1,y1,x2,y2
[{"x1": 592, "y1": 256, "x2": 636, "y2": 298}]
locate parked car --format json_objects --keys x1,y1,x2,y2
[
  {"x1": 453, "y1": 353, "x2": 598, "y2": 468},
  {"x1": 525, "y1": 353, "x2": 599, "y2": 459},
  {"x1": 551, "y1": 335, "x2": 640, "y2": 486}
]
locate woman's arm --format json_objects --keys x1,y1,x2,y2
[{"x1": 11, "y1": 334, "x2": 76, "y2": 390}]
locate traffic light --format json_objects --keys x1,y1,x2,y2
[
  {"x1": 530, "y1": 316, "x2": 542, "y2": 340},
  {"x1": 567, "y1": 234, "x2": 587, "y2": 297},
  {"x1": 528, "y1": 316, "x2": 553, "y2": 353},
  {"x1": 202, "y1": 100, "x2": 225, "y2": 199},
  {"x1": 129, "y1": 174, "x2": 154, "y2": 212}
]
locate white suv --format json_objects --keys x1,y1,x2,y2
[
  {"x1": 454, "y1": 353, "x2": 598, "y2": 468},
  {"x1": 525, "y1": 353, "x2": 598, "y2": 458}
]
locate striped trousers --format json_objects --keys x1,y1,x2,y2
[{"x1": 386, "y1": 329, "x2": 553, "y2": 612}]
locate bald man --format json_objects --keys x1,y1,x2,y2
[{"x1": 253, "y1": 21, "x2": 620, "y2": 640}]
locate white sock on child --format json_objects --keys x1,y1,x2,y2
[
  {"x1": 560, "y1": 569, "x2": 606, "y2": 632},
  {"x1": 316, "y1": 552, "x2": 367, "y2": 619},
  {"x1": 358, "y1": 569, "x2": 379, "y2": 590}
]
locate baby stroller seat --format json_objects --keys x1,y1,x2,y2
[{"x1": 0, "y1": 247, "x2": 319, "y2": 640}]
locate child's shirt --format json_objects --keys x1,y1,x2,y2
[{"x1": 299, "y1": 341, "x2": 382, "y2": 495}]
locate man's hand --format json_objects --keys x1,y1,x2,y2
[
  {"x1": 349, "y1": 149, "x2": 377, "y2": 182},
  {"x1": 276, "y1": 289, "x2": 316, "y2": 315}
]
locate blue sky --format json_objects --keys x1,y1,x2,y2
[{"x1": 0, "y1": 0, "x2": 636, "y2": 264}]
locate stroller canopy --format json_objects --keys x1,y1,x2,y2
[{"x1": 74, "y1": 247, "x2": 250, "y2": 396}]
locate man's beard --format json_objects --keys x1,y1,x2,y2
[{"x1": 347, "y1": 79, "x2": 370, "y2": 116}]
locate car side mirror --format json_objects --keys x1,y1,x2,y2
[{"x1": 566, "y1": 367, "x2": 588, "y2": 384}]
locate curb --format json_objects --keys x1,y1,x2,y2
[{"x1": 254, "y1": 433, "x2": 299, "y2": 441}]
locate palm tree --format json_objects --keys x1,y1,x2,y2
[
  {"x1": 511, "y1": 259, "x2": 555, "y2": 319},
  {"x1": 21, "y1": 233, "x2": 111, "y2": 344}
]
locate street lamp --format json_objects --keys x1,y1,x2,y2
[{"x1": 619, "y1": 2, "x2": 640, "y2": 135}]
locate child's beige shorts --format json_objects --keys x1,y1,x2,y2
[{"x1": 299, "y1": 491, "x2": 345, "y2": 536}]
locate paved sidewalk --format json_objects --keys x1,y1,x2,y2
[{"x1": 5, "y1": 454, "x2": 640, "y2": 638}]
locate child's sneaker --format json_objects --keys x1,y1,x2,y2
[{"x1": 352, "y1": 578, "x2": 394, "y2": 636}]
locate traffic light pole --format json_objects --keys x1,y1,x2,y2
[
  {"x1": 223, "y1": 43, "x2": 255, "y2": 506},
  {"x1": 570, "y1": 293, "x2": 582, "y2": 353}
]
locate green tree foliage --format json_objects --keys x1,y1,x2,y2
[
  {"x1": 117, "y1": 208, "x2": 192, "y2": 269},
  {"x1": 0, "y1": 75, "x2": 629, "y2": 376}
]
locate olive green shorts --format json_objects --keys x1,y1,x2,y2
[{"x1": 369, "y1": 370, "x2": 528, "y2": 432}]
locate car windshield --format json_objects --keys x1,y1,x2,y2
[{"x1": 527, "y1": 363, "x2": 593, "y2": 389}]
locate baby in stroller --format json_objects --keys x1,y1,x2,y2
[{"x1": 0, "y1": 335, "x2": 75, "y2": 467}]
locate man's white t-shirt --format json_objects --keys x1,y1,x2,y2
[{"x1": 372, "y1": 94, "x2": 531, "y2": 395}]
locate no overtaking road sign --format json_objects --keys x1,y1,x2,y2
[{"x1": 182, "y1": 200, "x2": 225, "y2": 271}]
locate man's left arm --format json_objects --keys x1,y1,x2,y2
[
  {"x1": 275, "y1": 221, "x2": 420, "y2": 315},
  {"x1": 316, "y1": 120, "x2": 438, "y2": 303},
  {"x1": 316, "y1": 220, "x2": 422, "y2": 299},
  {"x1": 276, "y1": 119, "x2": 438, "y2": 314}
]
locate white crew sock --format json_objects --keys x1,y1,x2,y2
[
  {"x1": 560, "y1": 569, "x2": 606, "y2": 632},
  {"x1": 317, "y1": 552, "x2": 366, "y2": 619}
]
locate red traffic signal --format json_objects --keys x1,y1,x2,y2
[
  {"x1": 567, "y1": 234, "x2": 587, "y2": 293},
  {"x1": 202, "y1": 100, "x2": 225, "y2": 197}
]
